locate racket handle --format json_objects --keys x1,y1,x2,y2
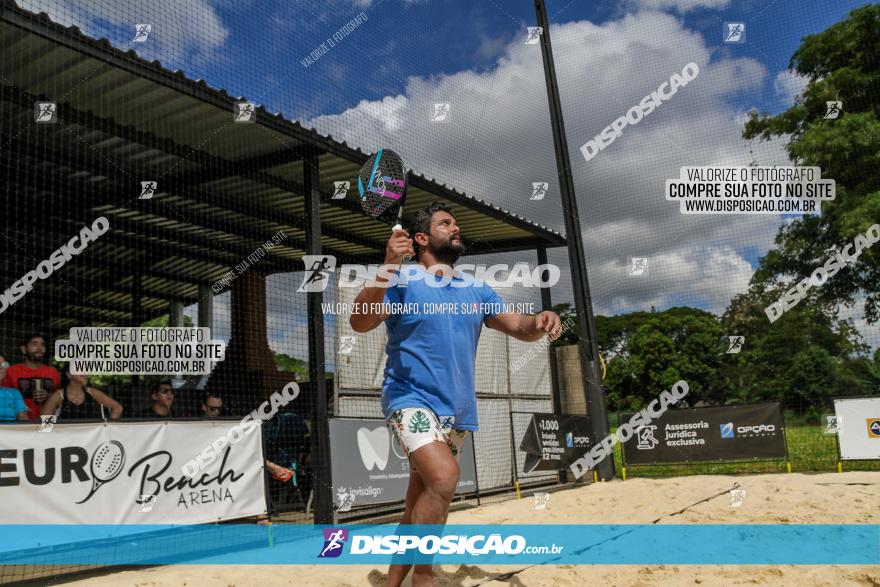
[{"x1": 391, "y1": 224, "x2": 412, "y2": 262}]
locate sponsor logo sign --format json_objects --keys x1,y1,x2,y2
[{"x1": 621, "y1": 402, "x2": 786, "y2": 465}]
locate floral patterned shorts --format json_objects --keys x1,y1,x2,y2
[{"x1": 387, "y1": 407, "x2": 469, "y2": 471}]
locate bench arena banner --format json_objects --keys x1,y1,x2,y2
[
  {"x1": 621, "y1": 402, "x2": 786, "y2": 465},
  {"x1": 0, "y1": 421, "x2": 267, "y2": 524},
  {"x1": 834, "y1": 397, "x2": 880, "y2": 460}
]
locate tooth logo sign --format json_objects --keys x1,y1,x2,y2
[{"x1": 357, "y1": 427, "x2": 389, "y2": 471}]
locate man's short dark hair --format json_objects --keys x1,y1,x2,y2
[
  {"x1": 409, "y1": 202, "x2": 454, "y2": 259},
  {"x1": 152, "y1": 380, "x2": 172, "y2": 393},
  {"x1": 21, "y1": 333, "x2": 45, "y2": 347},
  {"x1": 203, "y1": 391, "x2": 221, "y2": 404}
]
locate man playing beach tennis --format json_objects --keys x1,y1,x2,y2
[{"x1": 350, "y1": 202, "x2": 562, "y2": 587}]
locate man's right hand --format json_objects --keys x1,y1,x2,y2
[{"x1": 385, "y1": 228, "x2": 415, "y2": 265}]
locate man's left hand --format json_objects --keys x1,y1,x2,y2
[{"x1": 535, "y1": 311, "x2": 563, "y2": 340}]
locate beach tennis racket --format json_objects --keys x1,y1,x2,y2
[{"x1": 357, "y1": 149, "x2": 411, "y2": 259}]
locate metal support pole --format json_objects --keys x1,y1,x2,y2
[
  {"x1": 538, "y1": 247, "x2": 565, "y2": 484},
  {"x1": 168, "y1": 301, "x2": 183, "y2": 327},
  {"x1": 304, "y1": 149, "x2": 333, "y2": 523},
  {"x1": 533, "y1": 0, "x2": 614, "y2": 479},
  {"x1": 198, "y1": 284, "x2": 213, "y2": 331}
]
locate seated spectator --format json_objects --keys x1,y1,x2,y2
[
  {"x1": 0, "y1": 356, "x2": 29, "y2": 421},
  {"x1": 41, "y1": 368, "x2": 123, "y2": 421},
  {"x1": 201, "y1": 391, "x2": 224, "y2": 418},
  {"x1": 200, "y1": 392, "x2": 294, "y2": 482},
  {"x1": 137, "y1": 381, "x2": 175, "y2": 418},
  {"x1": 2, "y1": 334, "x2": 61, "y2": 419}
]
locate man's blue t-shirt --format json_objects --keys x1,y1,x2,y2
[
  {"x1": 0, "y1": 387, "x2": 27, "y2": 421},
  {"x1": 381, "y1": 265, "x2": 504, "y2": 430}
]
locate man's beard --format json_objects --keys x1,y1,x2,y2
[
  {"x1": 428, "y1": 235, "x2": 465, "y2": 265},
  {"x1": 26, "y1": 351, "x2": 43, "y2": 362}
]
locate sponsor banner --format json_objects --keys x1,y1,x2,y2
[
  {"x1": 0, "y1": 421, "x2": 266, "y2": 524},
  {"x1": 0, "y1": 524, "x2": 876, "y2": 565},
  {"x1": 329, "y1": 418, "x2": 477, "y2": 508},
  {"x1": 834, "y1": 397, "x2": 880, "y2": 460},
  {"x1": 518, "y1": 414, "x2": 591, "y2": 473},
  {"x1": 621, "y1": 402, "x2": 786, "y2": 465}
]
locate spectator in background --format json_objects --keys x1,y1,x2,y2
[
  {"x1": 0, "y1": 356, "x2": 29, "y2": 421},
  {"x1": 2, "y1": 334, "x2": 61, "y2": 419},
  {"x1": 41, "y1": 368, "x2": 122, "y2": 421},
  {"x1": 201, "y1": 392, "x2": 294, "y2": 482},
  {"x1": 137, "y1": 381, "x2": 175, "y2": 418}
]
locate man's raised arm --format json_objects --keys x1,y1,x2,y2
[
  {"x1": 349, "y1": 228, "x2": 415, "y2": 333},
  {"x1": 485, "y1": 310, "x2": 563, "y2": 342}
]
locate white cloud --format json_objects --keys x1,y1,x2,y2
[
  {"x1": 15, "y1": 0, "x2": 229, "y2": 71},
  {"x1": 773, "y1": 69, "x2": 810, "y2": 104}
]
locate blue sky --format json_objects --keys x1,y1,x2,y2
[{"x1": 181, "y1": 0, "x2": 870, "y2": 124}]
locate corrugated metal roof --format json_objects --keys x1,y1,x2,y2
[{"x1": 0, "y1": 0, "x2": 566, "y2": 333}]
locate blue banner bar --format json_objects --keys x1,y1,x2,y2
[{"x1": 0, "y1": 525, "x2": 876, "y2": 565}]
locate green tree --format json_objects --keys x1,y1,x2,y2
[
  {"x1": 598, "y1": 308, "x2": 725, "y2": 410},
  {"x1": 721, "y1": 285, "x2": 868, "y2": 409},
  {"x1": 743, "y1": 4, "x2": 880, "y2": 321}
]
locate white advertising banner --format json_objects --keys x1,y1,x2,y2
[
  {"x1": 834, "y1": 397, "x2": 880, "y2": 460},
  {"x1": 0, "y1": 421, "x2": 267, "y2": 524}
]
